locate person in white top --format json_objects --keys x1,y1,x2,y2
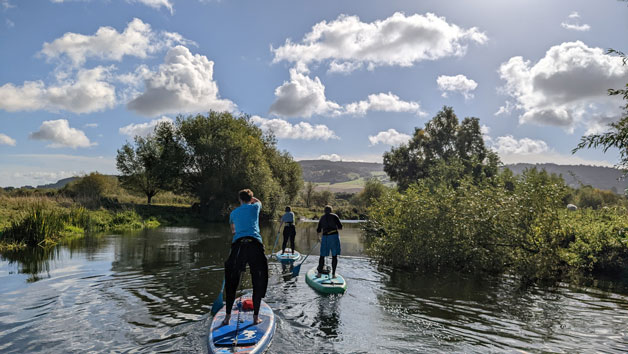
[{"x1": 279, "y1": 206, "x2": 296, "y2": 254}]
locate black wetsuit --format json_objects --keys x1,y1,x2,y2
[{"x1": 224, "y1": 237, "x2": 268, "y2": 316}]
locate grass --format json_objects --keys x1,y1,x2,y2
[{"x1": 0, "y1": 195, "x2": 185, "y2": 251}]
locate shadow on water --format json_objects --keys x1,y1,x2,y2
[{"x1": 1, "y1": 222, "x2": 628, "y2": 353}]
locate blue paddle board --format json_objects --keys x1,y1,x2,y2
[
  {"x1": 305, "y1": 267, "x2": 347, "y2": 294},
  {"x1": 208, "y1": 296, "x2": 275, "y2": 353},
  {"x1": 274, "y1": 249, "x2": 301, "y2": 263}
]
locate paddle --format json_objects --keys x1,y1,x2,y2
[
  {"x1": 268, "y1": 229, "x2": 281, "y2": 259},
  {"x1": 211, "y1": 278, "x2": 225, "y2": 316},
  {"x1": 291, "y1": 238, "x2": 320, "y2": 277}
]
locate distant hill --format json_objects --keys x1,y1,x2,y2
[
  {"x1": 298, "y1": 160, "x2": 627, "y2": 193},
  {"x1": 506, "y1": 163, "x2": 626, "y2": 193},
  {"x1": 36, "y1": 177, "x2": 80, "y2": 189}
]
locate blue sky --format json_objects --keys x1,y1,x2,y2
[{"x1": 0, "y1": 0, "x2": 627, "y2": 187}]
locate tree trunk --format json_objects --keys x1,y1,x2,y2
[{"x1": 147, "y1": 193, "x2": 153, "y2": 204}]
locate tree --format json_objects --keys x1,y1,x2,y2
[
  {"x1": 116, "y1": 122, "x2": 184, "y2": 204},
  {"x1": 175, "y1": 111, "x2": 301, "y2": 219},
  {"x1": 301, "y1": 182, "x2": 316, "y2": 207},
  {"x1": 573, "y1": 49, "x2": 628, "y2": 175},
  {"x1": 383, "y1": 106, "x2": 498, "y2": 190}
]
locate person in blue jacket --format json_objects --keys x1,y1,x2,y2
[
  {"x1": 279, "y1": 206, "x2": 296, "y2": 254},
  {"x1": 222, "y1": 189, "x2": 268, "y2": 325}
]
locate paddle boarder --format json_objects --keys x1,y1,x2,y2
[
  {"x1": 223, "y1": 189, "x2": 268, "y2": 325},
  {"x1": 279, "y1": 206, "x2": 296, "y2": 255},
  {"x1": 316, "y1": 205, "x2": 343, "y2": 279}
]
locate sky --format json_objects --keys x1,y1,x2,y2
[{"x1": 0, "y1": 0, "x2": 627, "y2": 187}]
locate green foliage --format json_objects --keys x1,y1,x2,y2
[
  {"x1": 569, "y1": 186, "x2": 626, "y2": 209},
  {"x1": 62, "y1": 172, "x2": 119, "y2": 205},
  {"x1": 351, "y1": 178, "x2": 387, "y2": 209},
  {"x1": 365, "y1": 167, "x2": 628, "y2": 283},
  {"x1": 174, "y1": 111, "x2": 301, "y2": 220},
  {"x1": 116, "y1": 122, "x2": 186, "y2": 204},
  {"x1": 383, "y1": 106, "x2": 498, "y2": 190},
  {"x1": 301, "y1": 182, "x2": 316, "y2": 207}
]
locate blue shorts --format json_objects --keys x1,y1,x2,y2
[{"x1": 320, "y1": 233, "x2": 341, "y2": 257}]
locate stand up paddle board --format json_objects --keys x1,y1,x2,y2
[
  {"x1": 274, "y1": 249, "x2": 301, "y2": 263},
  {"x1": 305, "y1": 267, "x2": 347, "y2": 294},
  {"x1": 209, "y1": 296, "x2": 276, "y2": 354}
]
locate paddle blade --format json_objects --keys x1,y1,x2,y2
[
  {"x1": 291, "y1": 263, "x2": 302, "y2": 277},
  {"x1": 211, "y1": 279, "x2": 225, "y2": 315}
]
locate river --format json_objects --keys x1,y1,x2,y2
[{"x1": 1, "y1": 222, "x2": 627, "y2": 353}]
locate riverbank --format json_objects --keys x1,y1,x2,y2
[{"x1": 0, "y1": 195, "x2": 198, "y2": 251}]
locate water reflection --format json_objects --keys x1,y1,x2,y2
[{"x1": 1, "y1": 223, "x2": 628, "y2": 353}]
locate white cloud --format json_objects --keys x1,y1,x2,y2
[
  {"x1": 0, "y1": 66, "x2": 116, "y2": 114},
  {"x1": 131, "y1": 0, "x2": 173, "y2": 14},
  {"x1": 318, "y1": 154, "x2": 342, "y2": 161},
  {"x1": 270, "y1": 69, "x2": 422, "y2": 118},
  {"x1": 84, "y1": 123, "x2": 98, "y2": 128},
  {"x1": 368, "y1": 129, "x2": 411, "y2": 146},
  {"x1": 269, "y1": 68, "x2": 342, "y2": 118},
  {"x1": 1, "y1": 0, "x2": 14, "y2": 10},
  {"x1": 561, "y1": 23, "x2": 591, "y2": 32},
  {"x1": 497, "y1": 41, "x2": 628, "y2": 133},
  {"x1": 328, "y1": 61, "x2": 363, "y2": 74},
  {"x1": 490, "y1": 135, "x2": 549, "y2": 155},
  {"x1": 40, "y1": 18, "x2": 189, "y2": 67},
  {"x1": 561, "y1": 11, "x2": 590, "y2": 32},
  {"x1": 0, "y1": 133, "x2": 16, "y2": 146},
  {"x1": 249, "y1": 115, "x2": 338, "y2": 140},
  {"x1": 344, "y1": 92, "x2": 425, "y2": 116},
  {"x1": 480, "y1": 124, "x2": 491, "y2": 135},
  {"x1": 437, "y1": 74, "x2": 478, "y2": 99},
  {"x1": 272, "y1": 12, "x2": 487, "y2": 72},
  {"x1": 29, "y1": 119, "x2": 95, "y2": 148},
  {"x1": 127, "y1": 45, "x2": 236, "y2": 117},
  {"x1": 119, "y1": 116, "x2": 173, "y2": 137},
  {"x1": 6, "y1": 19, "x2": 14, "y2": 28}
]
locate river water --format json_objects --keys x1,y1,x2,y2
[{"x1": 1, "y1": 222, "x2": 628, "y2": 353}]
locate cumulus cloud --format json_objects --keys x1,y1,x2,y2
[
  {"x1": 273, "y1": 12, "x2": 487, "y2": 72},
  {"x1": 270, "y1": 69, "x2": 422, "y2": 118},
  {"x1": 368, "y1": 129, "x2": 411, "y2": 146},
  {"x1": 127, "y1": 45, "x2": 236, "y2": 117},
  {"x1": 269, "y1": 68, "x2": 342, "y2": 118},
  {"x1": 344, "y1": 92, "x2": 425, "y2": 116},
  {"x1": 561, "y1": 11, "x2": 590, "y2": 32},
  {"x1": 318, "y1": 154, "x2": 342, "y2": 161},
  {"x1": 437, "y1": 74, "x2": 478, "y2": 99},
  {"x1": 497, "y1": 41, "x2": 628, "y2": 133},
  {"x1": 0, "y1": 66, "x2": 116, "y2": 114},
  {"x1": 29, "y1": 119, "x2": 95, "y2": 148},
  {"x1": 490, "y1": 135, "x2": 549, "y2": 155},
  {"x1": 250, "y1": 115, "x2": 338, "y2": 140},
  {"x1": 0, "y1": 133, "x2": 16, "y2": 146},
  {"x1": 41, "y1": 18, "x2": 189, "y2": 67},
  {"x1": 119, "y1": 116, "x2": 173, "y2": 137}
]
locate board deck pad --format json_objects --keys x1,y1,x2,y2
[
  {"x1": 305, "y1": 267, "x2": 347, "y2": 294},
  {"x1": 274, "y1": 249, "x2": 301, "y2": 263},
  {"x1": 209, "y1": 296, "x2": 275, "y2": 354}
]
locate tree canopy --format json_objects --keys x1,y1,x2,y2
[
  {"x1": 383, "y1": 106, "x2": 499, "y2": 189},
  {"x1": 116, "y1": 111, "x2": 302, "y2": 220}
]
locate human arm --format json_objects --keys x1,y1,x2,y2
[
  {"x1": 335, "y1": 215, "x2": 343, "y2": 230},
  {"x1": 316, "y1": 218, "x2": 322, "y2": 234},
  {"x1": 251, "y1": 197, "x2": 261, "y2": 205}
]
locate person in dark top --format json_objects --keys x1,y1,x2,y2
[
  {"x1": 279, "y1": 206, "x2": 296, "y2": 254},
  {"x1": 316, "y1": 205, "x2": 343, "y2": 278},
  {"x1": 222, "y1": 189, "x2": 268, "y2": 325}
]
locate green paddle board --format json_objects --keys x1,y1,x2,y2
[{"x1": 305, "y1": 267, "x2": 347, "y2": 294}]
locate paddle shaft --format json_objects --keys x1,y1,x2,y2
[{"x1": 292, "y1": 238, "x2": 320, "y2": 276}]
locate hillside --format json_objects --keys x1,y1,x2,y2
[
  {"x1": 506, "y1": 163, "x2": 626, "y2": 193},
  {"x1": 298, "y1": 160, "x2": 627, "y2": 193},
  {"x1": 36, "y1": 177, "x2": 79, "y2": 189}
]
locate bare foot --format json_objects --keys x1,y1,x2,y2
[
  {"x1": 253, "y1": 315, "x2": 262, "y2": 325},
  {"x1": 221, "y1": 314, "x2": 231, "y2": 326}
]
